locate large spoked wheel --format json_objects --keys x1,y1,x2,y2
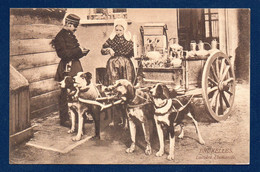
[{"x1": 202, "y1": 51, "x2": 236, "y2": 121}]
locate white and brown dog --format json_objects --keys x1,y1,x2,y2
[
  {"x1": 150, "y1": 83, "x2": 205, "y2": 160},
  {"x1": 108, "y1": 79, "x2": 154, "y2": 155},
  {"x1": 60, "y1": 75, "x2": 79, "y2": 134},
  {"x1": 60, "y1": 72, "x2": 105, "y2": 141}
]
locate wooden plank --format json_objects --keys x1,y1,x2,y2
[
  {"x1": 10, "y1": 24, "x2": 62, "y2": 40},
  {"x1": 20, "y1": 64, "x2": 58, "y2": 83},
  {"x1": 10, "y1": 94, "x2": 16, "y2": 135},
  {"x1": 9, "y1": 125, "x2": 34, "y2": 147},
  {"x1": 29, "y1": 78, "x2": 60, "y2": 97},
  {"x1": 10, "y1": 52, "x2": 60, "y2": 70},
  {"x1": 18, "y1": 90, "x2": 26, "y2": 131},
  {"x1": 19, "y1": 88, "x2": 29, "y2": 130},
  {"x1": 30, "y1": 104, "x2": 59, "y2": 119},
  {"x1": 26, "y1": 89, "x2": 31, "y2": 127},
  {"x1": 30, "y1": 90, "x2": 60, "y2": 113},
  {"x1": 15, "y1": 93, "x2": 19, "y2": 133},
  {"x1": 10, "y1": 39, "x2": 55, "y2": 56}
]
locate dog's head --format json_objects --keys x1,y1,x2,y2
[
  {"x1": 150, "y1": 83, "x2": 177, "y2": 99},
  {"x1": 59, "y1": 76, "x2": 75, "y2": 89},
  {"x1": 106, "y1": 79, "x2": 135, "y2": 101},
  {"x1": 73, "y1": 72, "x2": 92, "y2": 88}
]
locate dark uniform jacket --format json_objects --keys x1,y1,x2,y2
[{"x1": 53, "y1": 28, "x2": 84, "y2": 81}]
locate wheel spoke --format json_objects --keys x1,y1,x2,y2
[
  {"x1": 219, "y1": 92, "x2": 224, "y2": 115},
  {"x1": 222, "y1": 91, "x2": 231, "y2": 108},
  {"x1": 220, "y1": 65, "x2": 230, "y2": 81},
  {"x1": 215, "y1": 93, "x2": 220, "y2": 115},
  {"x1": 210, "y1": 90, "x2": 219, "y2": 108},
  {"x1": 223, "y1": 77, "x2": 234, "y2": 85},
  {"x1": 208, "y1": 77, "x2": 218, "y2": 86},
  {"x1": 207, "y1": 86, "x2": 218, "y2": 95},
  {"x1": 219, "y1": 58, "x2": 225, "y2": 79},
  {"x1": 224, "y1": 89, "x2": 233, "y2": 96},
  {"x1": 210, "y1": 65, "x2": 219, "y2": 82},
  {"x1": 215, "y1": 58, "x2": 220, "y2": 78}
]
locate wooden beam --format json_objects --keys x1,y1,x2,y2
[
  {"x1": 10, "y1": 52, "x2": 59, "y2": 71},
  {"x1": 10, "y1": 24, "x2": 61, "y2": 40},
  {"x1": 30, "y1": 90, "x2": 60, "y2": 112},
  {"x1": 20, "y1": 64, "x2": 58, "y2": 83},
  {"x1": 9, "y1": 125, "x2": 35, "y2": 148},
  {"x1": 29, "y1": 78, "x2": 60, "y2": 97},
  {"x1": 30, "y1": 103, "x2": 59, "y2": 119},
  {"x1": 10, "y1": 39, "x2": 56, "y2": 56}
]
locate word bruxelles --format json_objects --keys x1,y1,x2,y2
[
  {"x1": 199, "y1": 148, "x2": 233, "y2": 154},
  {"x1": 196, "y1": 147, "x2": 235, "y2": 160}
]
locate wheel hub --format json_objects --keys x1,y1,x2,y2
[
  {"x1": 218, "y1": 80, "x2": 230, "y2": 91},
  {"x1": 218, "y1": 81, "x2": 224, "y2": 91}
]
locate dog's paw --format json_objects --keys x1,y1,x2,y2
[
  {"x1": 109, "y1": 122, "x2": 114, "y2": 127},
  {"x1": 126, "y1": 147, "x2": 135, "y2": 153},
  {"x1": 123, "y1": 125, "x2": 128, "y2": 130},
  {"x1": 67, "y1": 129, "x2": 75, "y2": 134},
  {"x1": 167, "y1": 154, "x2": 175, "y2": 161},
  {"x1": 145, "y1": 146, "x2": 152, "y2": 155},
  {"x1": 199, "y1": 139, "x2": 205, "y2": 145},
  {"x1": 155, "y1": 150, "x2": 164, "y2": 157},
  {"x1": 178, "y1": 133, "x2": 184, "y2": 139},
  {"x1": 126, "y1": 143, "x2": 135, "y2": 153},
  {"x1": 119, "y1": 122, "x2": 128, "y2": 130},
  {"x1": 72, "y1": 135, "x2": 81, "y2": 141}
]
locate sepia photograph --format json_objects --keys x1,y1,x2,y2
[{"x1": 9, "y1": 8, "x2": 250, "y2": 164}]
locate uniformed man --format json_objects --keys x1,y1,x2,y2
[{"x1": 52, "y1": 14, "x2": 89, "y2": 127}]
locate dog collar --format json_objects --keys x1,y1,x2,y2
[{"x1": 154, "y1": 99, "x2": 173, "y2": 115}]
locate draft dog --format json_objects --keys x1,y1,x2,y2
[
  {"x1": 107, "y1": 79, "x2": 154, "y2": 155},
  {"x1": 60, "y1": 72, "x2": 105, "y2": 141},
  {"x1": 59, "y1": 75, "x2": 79, "y2": 134},
  {"x1": 150, "y1": 83, "x2": 205, "y2": 160}
]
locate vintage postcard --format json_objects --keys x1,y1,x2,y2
[{"x1": 9, "y1": 8, "x2": 249, "y2": 164}]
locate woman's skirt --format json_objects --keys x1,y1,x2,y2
[{"x1": 106, "y1": 56, "x2": 135, "y2": 85}]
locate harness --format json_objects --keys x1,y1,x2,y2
[
  {"x1": 127, "y1": 90, "x2": 152, "y2": 108},
  {"x1": 67, "y1": 88, "x2": 78, "y2": 102},
  {"x1": 153, "y1": 95, "x2": 194, "y2": 122}
]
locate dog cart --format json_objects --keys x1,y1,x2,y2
[{"x1": 134, "y1": 23, "x2": 236, "y2": 122}]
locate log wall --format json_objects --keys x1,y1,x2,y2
[{"x1": 10, "y1": 24, "x2": 62, "y2": 119}]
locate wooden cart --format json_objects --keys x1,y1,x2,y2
[{"x1": 135, "y1": 23, "x2": 236, "y2": 122}]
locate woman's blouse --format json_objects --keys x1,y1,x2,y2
[{"x1": 101, "y1": 35, "x2": 134, "y2": 58}]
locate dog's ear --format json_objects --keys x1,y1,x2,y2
[
  {"x1": 86, "y1": 72, "x2": 92, "y2": 79},
  {"x1": 157, "y1": 84, "x2": 169, "y2": 99},
  {"x1": 170, "y1": 89, "x2": 178, "y2": 98},
  {"x1": 80, "y1": 72, "x2": 87, "y2": 78},
  {"x1": 157, "y1": 84, "x2": 163, "y2": 94},
  {"x1": 64, "y1": 76, "x2": 74, "y2": 87}
]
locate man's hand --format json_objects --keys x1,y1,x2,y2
[
  {"x1": 81, "y1": 47, "x2": 90, "y2": 56},
  {"x1": 82, "y1": 48, "x2": 90, "y2": 56}
]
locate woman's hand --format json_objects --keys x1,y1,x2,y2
[{"x1": 107, "y1": 48, "x2": 115, "y2": 56}]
